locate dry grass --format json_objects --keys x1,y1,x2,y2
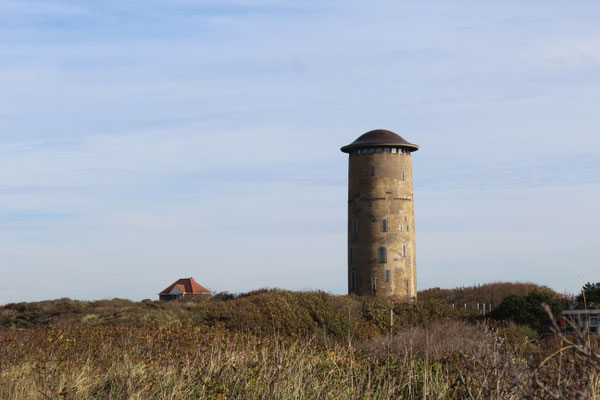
[
  {"x1": 1, "y1": 293, "x2": 598, "y2": 399},
  {"x1": 1, "y1": 322, "x2": 469, "y2": 399},
  {"x1": 1, "y1": 318, "x2": 598, "y2": 399}
]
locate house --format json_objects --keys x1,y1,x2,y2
[
  {"x1": 560, "y1": 309, "x2": 600, "y2": 334},
  {"x1": 158, "y1": 277, "x2": 212, "y2": 301}
]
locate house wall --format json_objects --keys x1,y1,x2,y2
[
  {"x1": 159, "y1": 293, "x2": 211, "y2": 302},
  {"x1": 159, "y1": 294, "x2": 182, "y2": 301}
]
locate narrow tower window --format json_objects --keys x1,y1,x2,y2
[
  {"x1": 402, "y1": 244, "x2": 407, "y2": 258},
  {"x1": 349, "y1": 248, "x2": 355, "y2": 265},
  {"x1": 406, "y1": 225, "x2": 410, "y2": 232},
  {"x1": 399, "y1": 224, "x2": 403, "y2": 232},
  {"x1": 381, "y1": 219, "x2": 387, "y2": 232},
  {"x1": 371, "y1": 278, "x2": 377, "y2": 291},
  {"x1": 378, "y1": 246, "x2": 387, "y2": 263},
  {"x1": 370, "y1": 166, "x2": 375, "y2": 176},
  {"x1": 385, "y1": 269, "x2": 391, "y2": 283},
  {"x1": 402, "y1": 170, "x2": 406, "y2": 180},
  {"x1": 352, "y1": 219, "x2": 358, "y2": 233},
  {"x1": 351, "y1": 271, "x2": 356, "y2": 290}
]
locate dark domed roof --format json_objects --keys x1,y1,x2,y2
[{"x1": 340, "y1": 129, "x2": 419, "y2": 153}]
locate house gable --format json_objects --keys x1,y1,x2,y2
[{"x1": 169, "y1": 285, "x2": 183, "y2": 295}]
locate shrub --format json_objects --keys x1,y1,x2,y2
[
  {"x1": 489, "y1": 291, "x2": 563, "y2": 332},
  {"x1": 419, "y1": 281, "x2": 561, "y2": 310}
]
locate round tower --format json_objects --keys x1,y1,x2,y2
[{"x1": 341, "y1": 129, "x2": 419, "y2": 299}]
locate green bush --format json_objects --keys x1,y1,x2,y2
[{"x1": 489, "y1": 291, "x2": 563, "y2": 332}]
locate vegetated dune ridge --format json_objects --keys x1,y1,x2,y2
[{"x1": 0, "y1": 283, "x2": 598, "y2": 399}]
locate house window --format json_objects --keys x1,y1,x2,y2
[
  {"x1": 371, "y1": 278, "x2": 377, "y2": 291},
  {"x1": 381, "y1": 219, "x2": 387, "y2": 232},
  {"x1": 385, "y1": 269, "x2": 391, "y2": 283},
  {"x1": 591, "y1": 316, "x2": 598, "y2": 327},
  {"x1": 352, "y1": 219, "x2": 358, "y2": 233},
  {"x1": 370, "y1": 167, "x2": 375, "y2": 176},
  {"x1": 378, "y1": 246, "x2": 387, "y2": 263},
  {"x1": 349, "y1": 248, "x2": 355, "y2": 265},
  {"x1": 351, "y1": 271, "x2": 356, "y2": 290},
  {"x1": 402, "y1": 244, "x2": 407, "y2": 258}
]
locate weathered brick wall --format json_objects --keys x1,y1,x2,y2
[{"x1": 347, "y1": 150, "x2": 417, "y2": 299}]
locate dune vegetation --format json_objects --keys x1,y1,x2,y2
[{"x1": 0, "y1": 285, "x2": 598, "y2": 399}]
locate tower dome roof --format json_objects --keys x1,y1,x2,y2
[{"x1": 340, "y1": 129, "x2": 419, "y2": 153}]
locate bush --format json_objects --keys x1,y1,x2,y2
[
  {"x1": 489, "y1": 291, "x2": 563, "y2": 332},
  {"x1": 419, "y1": 281, "x2": 561, "y2": 310}
]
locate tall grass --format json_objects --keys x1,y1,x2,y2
[
  {"x1": 1, "y1": 318, "x2": 598, "y2": 399},
  {"x1": 1, "y1": 322, "x2": 472, "y2": 399},
  {"x1": 1, "y1": 292, "x2": 598, "y2": 399}
]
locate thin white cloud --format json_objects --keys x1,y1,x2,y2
[
  {"x1": 0, "y1": 0, "x2": 85, "y2": 16},
  {"x1": 532, "y1": 36, "x2": 600, "y2": 71}
]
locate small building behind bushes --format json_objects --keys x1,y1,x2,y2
[
  {"x1": 561, "y1": 309, "x2": 600, "y2": 334},
  {"x1": 159, "y1": 278, "x2": 211, "y2": 301}
]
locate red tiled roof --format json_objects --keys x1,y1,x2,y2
[{"x1": 159, "y1": 278, "x2": 211, "y2": 295}]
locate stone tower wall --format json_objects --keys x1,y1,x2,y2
[{"x1": 347, "y1": 150, "x2": 417, "y2": 299}]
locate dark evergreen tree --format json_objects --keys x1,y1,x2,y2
[
  {"x1": 576, "y1": 282, "x2": 600, "y2": 308},
  {"x1": 489, "y1": 291, "x2": 563, "y2": 332}
]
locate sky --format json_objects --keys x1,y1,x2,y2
[{"x1": 1, "y1": 0, "x2": 599, "y2": 304}]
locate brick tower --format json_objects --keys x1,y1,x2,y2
[{"x1": 341, "y1": 129, "x2": 419, "y2": 299}]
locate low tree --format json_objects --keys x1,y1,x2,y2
[{"x1": 489, "y1": 291, "x2": 563, "y2": 332}]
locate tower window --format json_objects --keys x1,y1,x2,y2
[
  {"x1": 391, "y1": 148, "x2": 397, "y2": 153},
  {"x1": 384, "y1": 148, "x2": 391, "y2": 153},
  {"x1": 371, "y1": 278, "x2": 377, "y2": 291},
  {"x1": 405, "y1": 279, "x2": 409, "y2": 291},
  {"x1": 399, "y1": 224, "x2": 403, "y2": 232},
  {"x1": 402, "y1": 171, "x2": 406, "y2": 180},
  {"x1": 349, "y1": 248, "x2": 355, "y2": 265},
  {"x1": 351, "y1": 271, "x2": 356, "y2": 290},
  {"x1": 370, "y1": 167, "x2": 375, "y2": 176},
  {"x1": 376, "y1": 148, "x2": 383, "y2": 153},
  {"x1": 381, "y1": 219, "x2": 387, "y2": 232},
  {"x1": 352, "y1": 219, "x2": 358, "y2": 233},
  {"x1": 378, "y1": 246, "x2": 387, "y2": 263},
  {"x1": 385, "y1": 269, "x2": 391, "y2": 283},
  {"x1": 406, "y1": 225, "x2": 410, "y2": 232},
  {"x1": 402, "y1": 244, "x2": 407, "y2": 258},
  {"x1": 368, "y1": 148, "x2": 375, "y2": 154}
]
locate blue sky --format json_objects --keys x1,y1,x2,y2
[{"x1": 1, "y1": 1, "x2": 599, "y2": 304}]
